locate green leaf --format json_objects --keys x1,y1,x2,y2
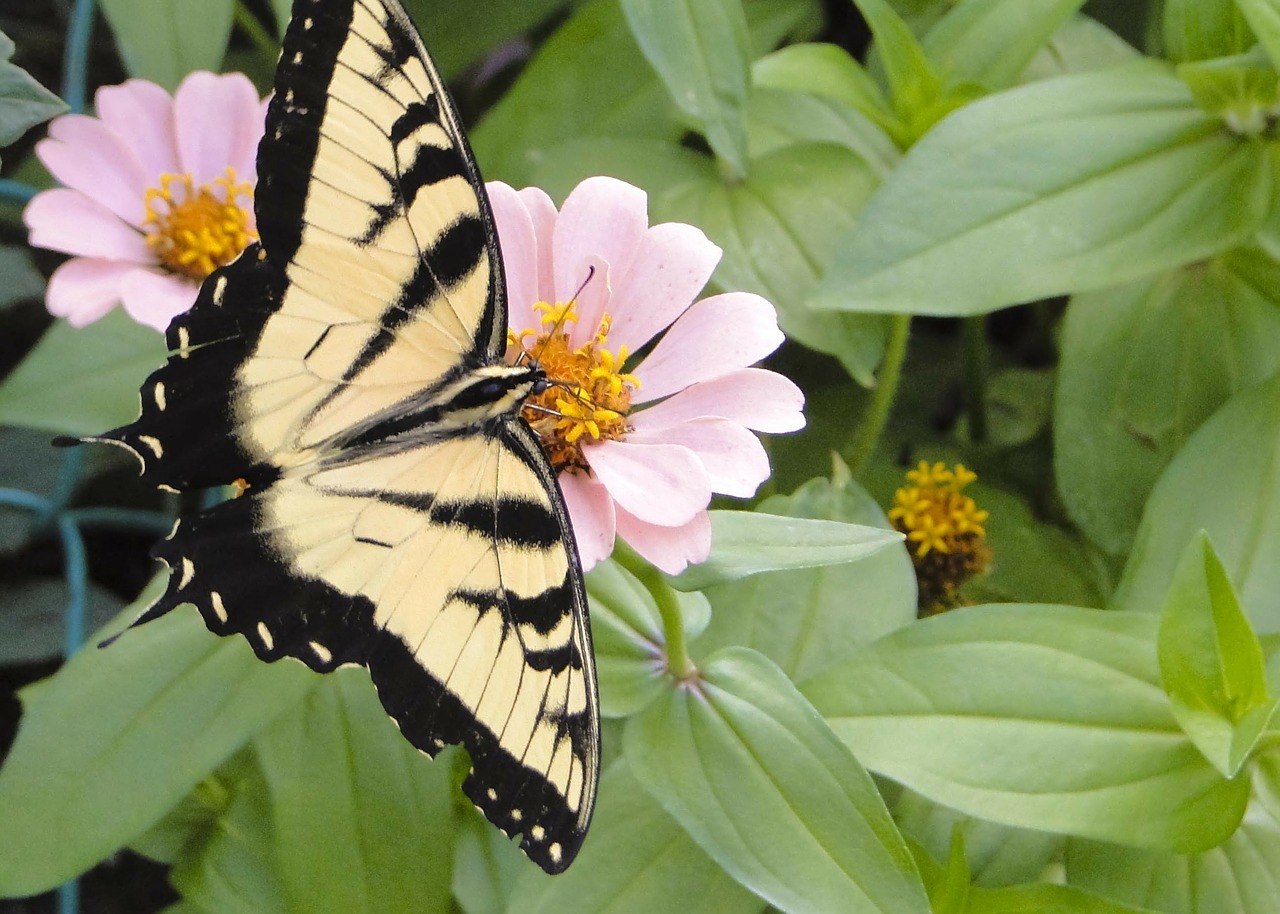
[
  {"x1": 168, "y1": 757, "x2": 288, "y2": 914},
  {"x1": 921, "y1": 0, "x2": 1088, "y2": 91},
  {"x1": 958, "y1": 484, "x2": 1109, "y2": 609},
  {"x1": 661, "y1": 143, "x2": 888, "y2": 385},
  {"x1": 0, "y1": 601, "x2": 315, "y2": 895},
  {"x1": 1114, "y1": 371, "x2": 1280, "y2": 635},
  {"x1": 450, "y1": 807, "x2": 528, "y2": 914},
  {"x1": 1159, "y1": 532, "x2": 1276, "y2": 777},
  {"x1": 1257, "y1": 745, "x2": 1280, "y2": 825},
  {"x1": 804, "y1": 604, "x2": 1251, "y2": 852},
  {"x1": 669, "y1": 507, "x2": 903, "y2": 592},
  {"x1": 510, "y1": 760, "x2": 763, "y2": 914},
  {"x1": 1177, "y1": 47, "x2": 1280, "y2": 135},
  {"x1": 471, "y1": 0, "x2": 674, "y2": 185},
  {"x1": 810, "y1": 62, "x2": 1271, "y2": 317},
  {"x1": 1238, "y1": 0, "x2": 1280, "y2": 69},
  {"x1": 254, "y1": 668, "x2": 456, "y2": 914},
  {"x1": 745, "y1": 87, "x2": 899, "y2": 176},
  {"x1": 752, "y1": 42, "x2": 895, "y2": 135},
  {"x1": 696, "y1": 466, "x2": 917, "y2": 683},
  {"x1": 1019, "y1": 15, "x2": 1143, "y2": 83},
  {"x1": 620, "y1": 0, "x2": 751, "y2": 176},
  {"x1": 625, "y1": 646, "x2": 930, "y2": 914},
  {"x1": 0, "y1": 30, "x2": 65, "y2": 164},
  {"x1": 401, "y1": 0, "x2": 570, "y2": 79},
  {"x1": 267, "y1": 0, "x2": 291, "y2": 35},
  {"x1": 893, "y1": 790, "x2": 1063, "y2": 889},
  {"x1": 0, "y1": 576, "x2": 124, "y2": 664},
  {"x1": 0, "y1": 307, "x2": 165, "y2": 435},
  {"x1": 851, "y1": 0, "x2": 941, "y2": 125},
  {"x1": 586, "y1": 557, "x2": 711, "y2": 717},
  {"x1": 1065, "y1": 805, "x2": 1280, "y2": 910},
  {"x1": 98, "y1": 0, "x2": 235, "y2": 89},
  {"x1": 1163, "y1": 0, "x2": 1253, "y2": 63},
  {"x1": 0, "y1": 245, "x2": 46, "y2": 309},
  {"x1": 1055, "y1": 254, "x2": 1280, "y2": 557}
]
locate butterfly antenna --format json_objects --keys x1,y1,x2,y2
[{"x1": 528, "y1": 265, "x2": 597, "y2": 369}]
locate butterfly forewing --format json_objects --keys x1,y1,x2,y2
[{"x1": 86, "y1": 0, "x2": 599, "y2": 874}]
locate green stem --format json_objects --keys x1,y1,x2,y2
[
  {"x1": 234, "y1": 2, "x2": 279, "y2": 56},
  {"x1": 963, "y1": 315, "x2": 989, "y2": 444},
  {"x1": 847, "y1": 313, "x2": 911, "y2": 475},
  {"x1": 612, "y1": 541, "x2": 696, "y2": 681}
]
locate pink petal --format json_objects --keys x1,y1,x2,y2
[
  {"x1": 552, "y1": 177, "x2": 647, "y2": 344},
  {"x1": 636, "y1": 367, "x2": 806, "y2": 433},
  {"x1": 607, "y1": 222, "x2": 722, "y2": 352},
  {"x1": 120, "y1": 268, "x2": 199, "y2": 331},
  {"x1": 25, "y1": 188, "x2": 154, "y2": 263},
  {"x1": 517, "y1": 185, "x2": 558, "y2": 305},
  {"x1": 616, "y1": 507, "x2": 712, "y2": 576},
  {"x1": 45, "y1": 258, "x2": 136, "y2": 326},
  {"x1": 558, "y1": 470, "x2": 616, "y2": 572},
  {"x1": 633, "y1": 292, "x2": 784, "y2": 402},
  {"x1": 489, "y1": 181, "x2": 542, "y2": 332},
  {"x1": 173, "y1": 72, "x2": 263, "y2": 184},
  {"x1": 584, "y1": 438, "x2": 710, "y2": 527},
  {"x1": 95, "y1": 79, "x2": 181, "y2": 181},
  {"x1": 39, "y1": 116, "x2": 149, "y2": 225},
  {"x1": 627, "y1": 417, "x2": 770, "y2": 499}
]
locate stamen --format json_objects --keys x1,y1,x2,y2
[{"x1": 143, "y1": 168, "x2": 257, "y2": 281}]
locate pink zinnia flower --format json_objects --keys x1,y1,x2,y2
[
  {"x1": 24, "y1": 72, "x2": 267, "y2": 331},
  {"x1": 490, "y1": 176, "x2": 805, "y2": 575}
]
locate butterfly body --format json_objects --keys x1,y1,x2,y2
[{"x1": 78, "y1": 0, "x2": 599, "y2": 875}]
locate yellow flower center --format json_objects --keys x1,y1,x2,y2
[
  {"x1": 888, "y1": 461, "x2": 991, "y2": 615},
  {"x1": 143, "y1": 168, "x2": 256, "y2": 281},
  {"x1": 511, "y1": 301, "x2": 639, "y2": 471}
]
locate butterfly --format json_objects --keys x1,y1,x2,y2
[{"x1": 66, "y1": 0, "x2": 600, "y2": 875}]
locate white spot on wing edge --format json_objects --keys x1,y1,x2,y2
[
  {"x1": 210, "y1": 591, "x2": 228, "y2": 623},
  {"x1": 510, "y1": 808, "x2": 523, "y2": 822},
  {"x1": 153, "y1": 382, "x2": 167, "y2": 411},
  {"x1": 549, "y1": 843, "x2": 562, "y2": 865},
  {"x1": 138, "y1": 435, "x2": 164, "y2": 458},
  {"x1": 257, "y1": 622, "x2": 275, "y2": 652},
  {"x1": 309, "y1": 640, "x2": 332, "y2": 663},
  {"x1": 531, "y1": 824, "x2": 545, "y2": 841},
  {"x1": 179, "y1": 558, "x2": 195, "y2": 590},
  {"x1": 177, "y1": 326, "x2": 192, "y2": 358}
]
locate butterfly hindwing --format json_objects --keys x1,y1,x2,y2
[{"x1": 86, "y1": 0, "x2": 599, "y2": 874}]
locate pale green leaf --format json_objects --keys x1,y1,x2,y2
[
  {"x1": 696, "y1": 468, "x2": 917, "y2": 682},
  {"x1": 1159, "y1": 532, "x2": 1276, "y2": 777},
  {"x1": 98, "y1": 0, "x2": 235, "y2": 89},
  {"x1": 1065, "y1": 804, "x2": 1280, "y2": 911},
  {"x1": 804, "y1": 604, "x2": 1250, "y2": 852},
  {"x1": 254, "y1": 669, "x2": 456, "y2": 914},
  {"x1": 0, "y1": 602, "x2": 315, "y2": 895},
  {"x1": 510, "y1": 761, "x2": 764, "y2": 914},
  {"x1": 811, "y1": 62, "x2": 1270, "y2": 316},
  {"x1": 619, "y1": 0, "x2": 751, "y2": 175},
  {"x1": 625, "y1": 647, "x2": 930, "y2": 914},
  {"x1": 0, "y1": 30, "x2": 66, "y2": 159},
  {"x1": 1019, "y1": 15, "x2": 1142, "y2": 83},
  {"x1": 1114, "y1": 372, "x2": 1280, "y2": 635},
  {"x1": 1238, "y1": 0, "x2": 1280, "y2": 68},
  {"x1": 752, "y1": 42, "x2": 893, "y2": 132},
  {"x1": 1055, "y1": 253, "x2": 1280, "y2": 556},
  {"x1": 660, "y1": 143, "x2": 888, "y2": 386},
  {"x1": 669, "y1": 508, "x2": 903, "y2": 592},
  {"x1": 922, "y1": 0, "x2": 1088, "y2": 90},
  {"x1": 0, "y1": 307, "x2": 165, "y2": 436}
]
